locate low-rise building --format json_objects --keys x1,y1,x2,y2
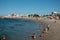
[
  {"x1": 51, "y1": 12, "x2": 60, "y2": 19},
  {"x1": 4, "y1": 14, "x2": 28, "y2": 18}
]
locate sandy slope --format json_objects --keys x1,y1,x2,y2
[{"x1": 39, "y1": 18, "x2": 60, "y2": 40}]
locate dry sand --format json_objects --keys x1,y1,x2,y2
[{"x1": 39, "y1": 18, "x2": 60, "y2": 40}]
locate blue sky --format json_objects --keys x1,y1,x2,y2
[{"x1": 0, "y1": 0, "x2": 60, "y2": 16}]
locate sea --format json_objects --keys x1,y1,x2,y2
[{"x1": 0, "y1": 18, "x2": 45, "y2": 40}]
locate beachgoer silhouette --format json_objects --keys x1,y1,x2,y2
[
  {"x1": 47, "y1": 24, "x2": 50, "y2": 31},
  {"x1": 45, "y1": 24, "x2": 50, "y2": 33},
  {"x1": 31, "y1": 33, "x2": 36, "y2": 40},
  {"x1": 2, "y1": 34, "x2": 6, "y2": 40}
]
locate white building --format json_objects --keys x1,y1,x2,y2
[{"x1": 4, "y1": 14, "x2": 28, "y2": 18}]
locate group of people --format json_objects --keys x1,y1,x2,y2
[{"x1": 31, "y1": 24, "x2": 50, "y2": 40}]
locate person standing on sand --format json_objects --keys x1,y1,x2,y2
[
  {"x1": 47, "y1": 25, "x2": 50, "y2": 30},
  {"x1": 45, "y1": 28, "x2": 48, "y2": 33},
  {"x1": 45, "y1": 24, "x2": 50, "y2": 33},
  {"x1": 47, "y1": 24, "x2": 50, "y2": 31}
]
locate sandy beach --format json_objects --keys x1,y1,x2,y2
[{"x1": 38, "y1": 18, "x2": 60, "y2": 40}]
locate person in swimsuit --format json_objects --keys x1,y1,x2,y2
[{"x1": 31, "y1": 33, "x2": 36, "y2": 40}]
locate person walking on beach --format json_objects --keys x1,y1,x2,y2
[
  {"x1": 31, "y1": 33, "x2": 36, "y2": 40},
  {"x1": 45, "y1": 24, "x2": 50, "y2": 33},
  {"x1": 47, "y1": 24, "x2": 50, "y2": 31}
]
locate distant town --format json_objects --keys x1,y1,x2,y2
[{"x1": 0, "y1": 12, "x2": 60, "y2": 20}]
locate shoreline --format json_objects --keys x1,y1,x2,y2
[
  {"x1": 0, "y1": 17, "x2": 60, "y2": 40},
  {"x1": 38, "y1": 18, "x2": 60, "y2": 40}
]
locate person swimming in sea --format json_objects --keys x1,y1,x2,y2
[
  {"x1": 2, "y1": 33, "x2": 6, "y2": 40},
  {"x1": 31, "y1": 33, "x2": 36, "y2": 40}
]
